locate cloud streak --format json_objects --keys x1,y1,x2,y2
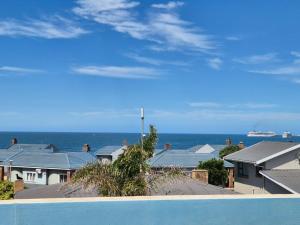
[
  {"x1": 233, "y1": 53, "x2": 278, "y2": 65},
  {"x1": 0, "y1": 16, "x2": 88, "y2": 39},
  {"x1": 125, "y1": 53, "x2": 188, "y2": 66},
  {"x1": 207, "y1": 58, "x2": 222, "y2": 70},
  {"x1": 73, "y1": 0, "x2": 216, "y2": 52},
  {"x1": 72, "y1": 65, "x2": 160, "y2": 79},
  {"x1": 188, "y1": 101, "x2": 278, "y2": 109},
  {"x1": 0, "y1": 66, "x2": 44, "y2": 75},
  {"x1": 152, "y1": 1, "x2": 184, "y2": 10}
]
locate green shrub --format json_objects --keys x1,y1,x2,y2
[
  {"x1": 0, "y1": 181, "x2": 14, "y2": 200},
  {"x1": 198, "y1": 159, "x2": 227, "y2": 186},
  {"x1": 219, "y1": 145, "x2": 240, "y2": 158}
]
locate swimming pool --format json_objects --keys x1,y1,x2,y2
[{"x1": 0, "y1": 195, "x2": 300, "y2": 225}]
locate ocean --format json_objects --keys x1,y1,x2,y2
[{"x1": 0, "y1": 132, "x2": 299, "y2": 153}]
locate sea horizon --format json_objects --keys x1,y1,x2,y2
[{"x1": 1, "y1": 131, "x2": 299, "y2": 153}]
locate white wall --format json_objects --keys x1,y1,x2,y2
[
  {"x1": 22, "y1": 169, "x2": 47, "y2": 185},
  {"x1": 48, "y1": 170, "x2": 68, "y2": 185},
  {"x1": 11, "y1": 168, "x2": 22, "y2": 182}
]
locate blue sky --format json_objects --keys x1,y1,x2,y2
[{"x1": 0, "y1": 0, "x2": 300, "y2": 134}]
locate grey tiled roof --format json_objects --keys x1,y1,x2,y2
[
  {"x1": 9, "y1": 152, "x2": 70, "y2": 169},
  {"x1": 188, "y1": 144, "x2": 226, "y2": 154},
  {"x1": 0, "y1": 149, "x2": 19, "y2": 161},
  {"x1": 8, "y1": 144, "x2": 56, "y2": 152},
  {"x1": 0, "y1": 144, "x2": 96, "y2": 170},
  {"x1": 149, "y1": 176, "x2": 237, "y2": 195},
  {"x1": 224, "y1": 141, "x2": 300, "y2": 164},
  {"x1": 260, "y1": 170, "x2": 300, "y2": 194},
  {"x1": 95, "y1": 145, "x2": 123, "y2": 155},
  {"x1": 149, "y1": 149, "x2": 233, "y2": 168},
  {"x1": 14, "y1": 183, "x2": 98, "y2": 199},
  {"x1": 67, "y1": 152, "x2": 96, "y2": 169}
]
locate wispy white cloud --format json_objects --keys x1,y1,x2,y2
[
  {"x1": 73, "y1": 0, "x2": 216, "y2": 52},
  {"x1": 72, "y1": 65, "x2": 160, "y2": 79},
  {"x1": 188, "y1": 102, "x2": 222, "y2": 108},
  {"x1": 248, "y1": 65, "x2": 300, "y2": 75},
  {"x1": 0, "y1": 112, "x2": 22, "y2": 117},
  {"x1": 125, "y1": 53, "x2": 188, "y2": 66},
  {"x1": 0, "y1": 66, "x2": 43, "y2": 74},
  {"x1": 69, "y1": 110, "x2": 137, "y2": 118},
  {"x1": 188, "y1": 101, "x2": 278, "y2": 109},
  {"x1": 152, "y1": 109, "x2": 300, "y2": 122},
  {"x1": 233, "y1": 53, "x2": 278, "y2": 65},
  {"x1": 225, "y1": 36, "x2": 241, "y2": 41},
  {"x1": 290, "y1": 51, "x2": 300, "y2": 58},
  {"x1": 0, "y1": 16, "x2": 88, "y2": 39},
  {"x1": 152, "y1": 1, "x2": 184, "y2": 10},
  {"x1": 207, "y1": 57, "x2": 222, "y2": 70}
]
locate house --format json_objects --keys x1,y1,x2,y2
[
  {"x1": 148, "y1": 144, "x2": 234, "y2": 187},
  {"x1": 224, "y1": 141, "x2": 300, "y2": 194},
  {"x1": 95, "y1": 145, "x2": 126, "y2": 163},
  {"x1": 0, "y1": 140, "x2": 96, "y2": 185},
  {"x1": 149, "y1": 144, "x2": 233, "y2": 170}
]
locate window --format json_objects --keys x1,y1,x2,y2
[
  {"x1": 256, "y1": 166, "x2": 263, "y2": 177},
  {"x1": 237, "y1": 162, "x2": 248, "y2": 178},
  {"x1": 59, "y1": 174, "x2": 67, "y2": 183},
  {"x1": 26, "y1": 172, "x2": 36, "y2": 182}
]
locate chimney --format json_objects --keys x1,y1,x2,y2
[
  {"x1": 225, "y1": 137, "x2": 232, "y2": 146},
  {"x1": 238, "y1": 141, "x2": 245, "y2": 150},
  {"x1": 122, "y1": 139, "x2": 128, "y2": 147},
  {"x1": 164, "y1": 143, "x2": 172, "y2": 150},
  {"x1": 11, "y1": 138, "x2": 17, "y2": 145},
  {"x1": 82, "y1": 144, "x2": 90, "y2": 152}
]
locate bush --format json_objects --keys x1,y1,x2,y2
[
  {"x1": 198, "y1": 159, "x2": 227, "y2": 186},
  {"x1": 0, "y1": 181, "x2": 14, "y2": 200},
  {"x1": 219, "y1": 145, "x2": 240, "y2": 158}
]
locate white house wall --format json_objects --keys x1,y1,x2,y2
[{"x1": 10, "y1": 168, "x2": 22, "y2": 182}]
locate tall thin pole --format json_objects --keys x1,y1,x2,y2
[{"x1": 141, "y1": 107, "x2": 144, "y2": 151}]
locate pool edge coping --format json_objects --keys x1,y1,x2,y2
[{"x1": 1, "y1": 194, "x2": 300, "y2": 205}]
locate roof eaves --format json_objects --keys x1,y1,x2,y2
[
  {"x1": 259, "y1": 170, "x2": 298, "y2": 194},
  {"x1": 255, "y1": 144, "x2": 300, "y2": 165},
  {"x1": 224, "y1": 158, "x2": 256, "y2": 164}
]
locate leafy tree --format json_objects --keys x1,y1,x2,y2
[
  {"x1": 219, "y1": 145, "x2": 240, "y2": 158},
  {"x1": 0, "y1": 181, "x2": 14, "y2": 200},
  {"x1": 73, "y1": 125, "x2": 158, "y2": 197},
  {"x1": 142, "y1": 125, "x2": 158, "y2": 158},
  {"x1": 198, "y1": 159, "x2": 227, "y2": 186}
]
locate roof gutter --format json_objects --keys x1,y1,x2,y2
[{"x1": 259, "y1": 171, "x2": 298, "y2": 194}]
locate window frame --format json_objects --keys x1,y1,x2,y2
[{"x1": 237, "y1": 162, "x2": 249, "y2": 178}]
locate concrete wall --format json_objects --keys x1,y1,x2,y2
[
  {"x1": 11, "y1": 168, "x2": 23, "y2": 182},
  {"x1": 233, "y1": 163, "x2": 265, "y2": 194},
  {"x1": 265, "y1": 149, "x2": 300, "y2": 170},
  {"x1": 48, "y1": 170, "x2": 68, "y2": 185}
]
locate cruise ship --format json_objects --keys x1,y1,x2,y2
[
  {"x1": 282, "y1": 131, "x2": 292, "y2": 138},
  {"x1": 247, "y1": 131, "x2": 277, "y2": 137}
]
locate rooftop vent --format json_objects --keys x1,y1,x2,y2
[
  {"x1": 164, "y1": 143, "x2": 172, "y2": 150},
  {"x1": 11, "y1": 138, "x2": 17, "y2": 145},
  {"x1": 82, "y1": 144, "x2": 90, "y2": 152}
]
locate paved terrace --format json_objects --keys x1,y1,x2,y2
[{"x1": 1, "y1": 195, "x2": 300, "y2": 225}]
